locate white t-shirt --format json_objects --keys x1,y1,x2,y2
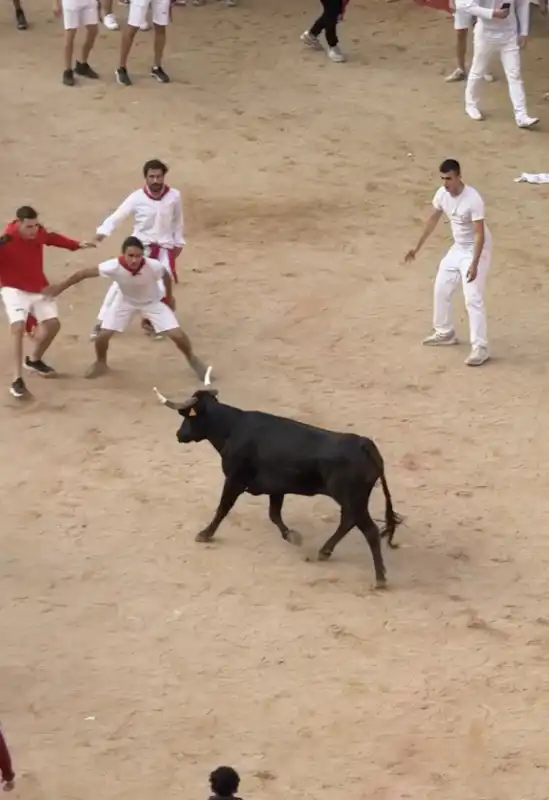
[
  {"x1": 99, "y1": 257, "x2": 167, "y2": 306},
  {"x1": 432, "y1": 184, "x2": 491, "y2": 249}
]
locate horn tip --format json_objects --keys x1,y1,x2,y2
[{"x1": 153, "y1": 386, "x2": 167, "y2": 404}]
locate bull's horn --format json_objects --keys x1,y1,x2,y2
[{"x1": 153, "y1": 387, "x2": 196, "y2": 411}]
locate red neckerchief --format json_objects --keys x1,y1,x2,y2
[
  {"x1": 118, "y1": 255, "x2": 145, "y2": 275},
  {"x1": 143, "y1": 183, "x2": 170, "y2": 201}
]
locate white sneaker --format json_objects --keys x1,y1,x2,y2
[
  {"x1": 465, "y1": 346, "x2": 489, "y2": 366},
  {"x1": 466, "y1": 105, "x2": 483, "y2": 121},
  {"x1": 300, "y1": 30, "x2": 323, "y2": 50},
  {"x1": 103, "y1": 12, "x2": 119, "y2": 29},
  {"x1": 140, "y1": 20, "x2": 151, "y2": 29},
  {"x1": 483, "y1": 73, "x2": 495, "y2": 82},
  {"x1": 225, "y1": 0, "x2": 236, "y2": 5},
  {"x1": 422, "y1": 330, "x2": 459, "y2": 346},
  {"x1": 445, "y1": 67, "x2": 465, "y2": 82},
  {"x1": 328, "y1": 46, "x2": 346, "y2": 62},
  {"x1": 516, "y1": 115, "x2": 539, "y2": 129}
]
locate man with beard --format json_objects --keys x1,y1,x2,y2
[{"x1": 91, "y1": 159, "x2": 184, "y2": 339}]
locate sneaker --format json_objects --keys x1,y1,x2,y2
[
  {"x1": 465, "y1": 346, "x2": 489, "y2": 366},
  {"x1": 75, "y1": 61, "x2": 99, "y2": 79},
  {"x1": 151, "y1": 65, "x2": 170, "y2": 83},
  {"x1": 466, "y1": 105, "x2": 483, "y2": 121},
  {"x1": 445, "y1": 67, "x2": 466, "y2": 82},
  {"x1": 10, "y1": 377, "x2": 28, "y2": 398},
  {"x1": 483, "y1": 73, "x2": 495, "y2": 82},
  {"x1": 328, "y1": 46, "x2": 346, "y2": 63},
  {"x1": 225, "y1": 0, "x2": 236, "y2": 5},
  {"x1": 301, "y1": 30, "x2": 323, "y2": 50},
  {"x1": 24, "y1": 356, "x2": 56, "y2": 376},
  {"x1": 15, "y1": 7, "x2": 28, "y2": 28},
  {"x1": 90, "y1": 322, "x2": 102, "y2": 340},
  {"x1": 115, "y1": 67, "x2": 132, "y2": 85},
  {"x1": 192, "y1": 0, "x2": 204, "y2": 5},
  {"x1": 140, "y1": 20, "x2": 151, "y2": 30},
  {"x1": 422, "y1": 330, "x2": 459, "y2": 346},
  {"x1": 63, "y1": 68, "x2": 75, "y2": 86},
  {"x1": 102, "y1": 12, "x2": 119, "y2": 29},
  {"x1": 516, "y1": 115, "x2": 539, "y2": 129}
]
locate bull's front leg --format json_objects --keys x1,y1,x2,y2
[
  {"x1": 268, "y1": 494, "x2": 302, "y2": 546},
  {"x1": 195, "y1": 476, "x2": 245, "y2": 542}
]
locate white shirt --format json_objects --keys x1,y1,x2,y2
[
  {"x1": 432, "y1": 184, "x2": 492, "y2": 249},
  {"x1": 99, "y1": 257, "x2": 168, "y2": 306},
  {"x1": 456, "y1": 0, "x2": 530, "y2": 38},
  {"x1": 96, "y1": 188, "x2": 185, "y2": 249}
]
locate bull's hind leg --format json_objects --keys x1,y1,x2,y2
[
  {"x1": 318, "y1": 507, "x2": 355, "y2": 560},
  {"x1": 268, "y1": 494, "x2": 302, "y2": 546},
  {"x1": 356, "y1": 512, "x2": 387, "y2": 589},
  {"x1": 195, "y1": 477, "x2": 244, "y2": 542}
]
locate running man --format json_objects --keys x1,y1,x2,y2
[
  {"x1": 44, "y1": 236, "x2": 213, "y2": 383},
  {"x1": 0, "y1": 206, "x2": 95, "y2": 399},
  {"x1": 92, "y1": 158, "x2": 184, "y2": 338},
  {"x1": 405, "y1": 158, "x2": 491, "y2": 367},
  {"x1": 54, "y1": 0, "x2": 100, "y2": 86}
]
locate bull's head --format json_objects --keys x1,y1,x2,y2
[{"x1": 153, "y1": 387, "x2": 219, "y2": 443}]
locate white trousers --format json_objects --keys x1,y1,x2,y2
[
  {"x1": 433, "y1": 244, "x2": 491, "y2": 348},
  {"x1": 97, "y1": 246, "x2": 172, "y2": 323},
  {"x1": 465, "y1": 33, "x2": 528, "y2": 121}
]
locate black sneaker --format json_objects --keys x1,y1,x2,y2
[
  {"x1": 24, "y1": 356, "x2": 56, "y2": 376},
  {"x1": 15, "y1": 8, "x2": 27, "y2": 28},
  {"x1": 63, "y1": 68, "x2": 75, "y2": 86},
  {"x1": 75, "y1": 61, "x2": 99, "y2": 79},
  {"x1": 10, "y1": 377, "x2": 28, "y2": 398},
  {"x1": 115, "y1": 67, "x2": 132, "y2": 85},
  {"x1": 151, "y1": 65, "x2": 170, "y2": 83}
]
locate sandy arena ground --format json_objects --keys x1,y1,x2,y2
[{"x1": 1, "y1": 1, "x2": 549, "y2": 798}]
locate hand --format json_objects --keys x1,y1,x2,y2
[
  {"x1": 42, "y1": 284, "x2": 63, "y2": 298},
  {"x1": 94, "y1": 233, "x2": 106, "y2": 243},
  {"x1": 466, "y1": 263, "x2": 478, "y2": 282},
  {"x1": 404, "y1": 249, "x2": 417, "y2": 263},
  {"x1": 53, "y1": 2, "x2": 61, "y2": 15},
  {"x1": 493, "y1": 6, "x2": 510, "y2": 18},
  {"x1": 518, "y1": 34, "x2": 527, "y2": 48},
  {"x1": 165, "y1": 296, "x2": 176, "y2": 311},
  {"x1": 448, "y1": 0, "x2": 455, "y2": 10},
  {"x1": 79, "y1": 241, "x2": 96, "y2": 249}
]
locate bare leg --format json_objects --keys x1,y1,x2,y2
[
  {"x1": 119, "y1": 25, "x2": 139, "y2": 68},
  {"x1": 101, "y1": 0, "x2": 113, "y2": 14},
  {"x1": 12, "y1": 0, "x2": 27, "y2": 28},
  {"x1": 318, "y1": 507, "x2": 356, "y2": 560},
  {"x1": 80, "y1": 24, "x2": 98, "y2": 62},
  {"x1": 165, "y1": 327, "x2": 211, "y2": 383},
  {"x1": 30, "y1": 318, "x2": 60, "y2": 362},
  {"x1": 64, "y1": 29, "x2": 77, "y2": 71},
  {"x1": 195, "y1": 477, "x2": 245, "y2": 542},
  {"x1": 10, "y1": 322, "x2": 25, "y2": 381},
  {"x1": 356, "y1": 512, "x2": 387, "y2": 588},
  {"x1": 86, "y1": 329, "x2": 114, "y2": 378},
  {"x1": 153, "y1": 23, "x2": 166, "y2": 67},
  {"x1": 268, "y1": 494, "x2": 302, "y2": 545}
]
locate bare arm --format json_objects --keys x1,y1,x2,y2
[
  {"x1": 162, "y1": 270, "x2": 174, "y2": 307},
  {"x1": 44, "y1": 267, "x2": 101, "y2": 297},
  {"x1": 466, "y1": 220, "x2": 485, "y2": 282},
  {"x1": 172, "y1": 192, "x2": 185, "y2": 250},
  {"x1": 405, "y1": 209, "x2": 443, "y2": 261}
]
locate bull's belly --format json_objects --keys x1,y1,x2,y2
[{"x1": 244, "y1": 475, "x2": 324, "y2": 496}]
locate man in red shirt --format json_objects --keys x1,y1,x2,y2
[
  {"x1": 0, "y1": 726, "x2": 15, "y2": 791},
  {"x1": 0, "y1": 206, "x2": 95, "y2": 399}
]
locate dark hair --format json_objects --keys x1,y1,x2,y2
[
  {"x1": 121, "y1": 235, "x2": 144, "y2": 253},
  {"x1": 209, "y1": 766, "x2": 240, "y2": 798},
  {"x1": 16, "y1": 206, "x2": 38, "y2": 221},
  {"x1": 143, "y1": 159, "x2": 168, "y2": 177},
  {"x1": 439, "y1": 159, "x2": 461, "y2": 175}
]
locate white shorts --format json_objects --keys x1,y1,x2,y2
[
  {"x1": 1, "y1": 287, "x2": 58, "y2": 325},
  {"x1": 62, "y1": 2, "x2": 99, "y2": 29},
  {"x1": 454, "y1": 9, "x2": 474, "y2": 29},
  {"x1": 127, "y1": 0, "x2": 170, "y2": 27},
  {"x1": 101, "y1": 294, "x2": 179, "y2": 333}
]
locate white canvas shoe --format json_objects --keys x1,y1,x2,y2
[
  {"x1": 516, "y1": 115, "x2": 540, "y2": 129},
  {"x1": 301, "y1": 30, "x2": 323, "y2": 50},
  {"x1": 465, "y1": 346, "x2": 489, "y2": 366},
  {"x1": 103, "y1": 12, "x2": 119, "y2": 29},
  {"x1": 328, "y1": 46, "x2": 346, "y2": 62},
  {"x1": 466, "y1": 105, "x2": 484, "y2": 121},
  {"x1": 422, "y1": 330, "x2": 459, "y2": 346}
]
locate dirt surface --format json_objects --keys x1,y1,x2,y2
[{"x1": 1, "y1": 1, "x2": 549, "y2": 799}]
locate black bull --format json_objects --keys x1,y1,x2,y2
[{"x1": 154, "y1": 388, "x2": 403, "y2": 588}]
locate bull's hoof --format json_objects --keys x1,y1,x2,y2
[
  {"x1": 318, "y1": 549, "x2": 332, "y2": 561},
  {"x1": 195, "y1": 531, "x2": 213, "y2": 543},
  {"x1": 375, "y1": 578, "x2": 388, "y2": 590},
  {"x1": 285, "y1": 529, "x2": 303, "y2": 546}
]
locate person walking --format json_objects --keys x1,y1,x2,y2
[
  {"x1": 0, "y1": 206, "x2": 95, "y2": 398},
  {"x1": 301, "y1": 0, "x2": 350, "y2": 63},
  {"x1": 92, "y1": 159, "x2": 184, "y2": 339},
  {"x1": 460, "y1": 0, "x2": 539, "y2": 127},
  {"x1": 54, "y1": 0, "x2": 100, "y2": 86},
  {"x1": 405, "y1": 159, "x2": 491, "y2": 367},
  {"x1": 45, "y1": 236, "x2": 213, "y2": 383},
  {"x1": 115, "y1": 0, "x2": 172, "y2": 84}
]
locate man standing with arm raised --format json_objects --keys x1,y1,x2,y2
[{"x1": 405, "y1": 159, "x2": 491, "y2": 367}]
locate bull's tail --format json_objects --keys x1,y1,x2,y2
[{"x1": 361, "y1": 439, "x2": 403, "y2": 548}]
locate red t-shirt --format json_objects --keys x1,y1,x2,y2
[{"x1": 0, "y1": 220, "x2": 80, "y2": 293}]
